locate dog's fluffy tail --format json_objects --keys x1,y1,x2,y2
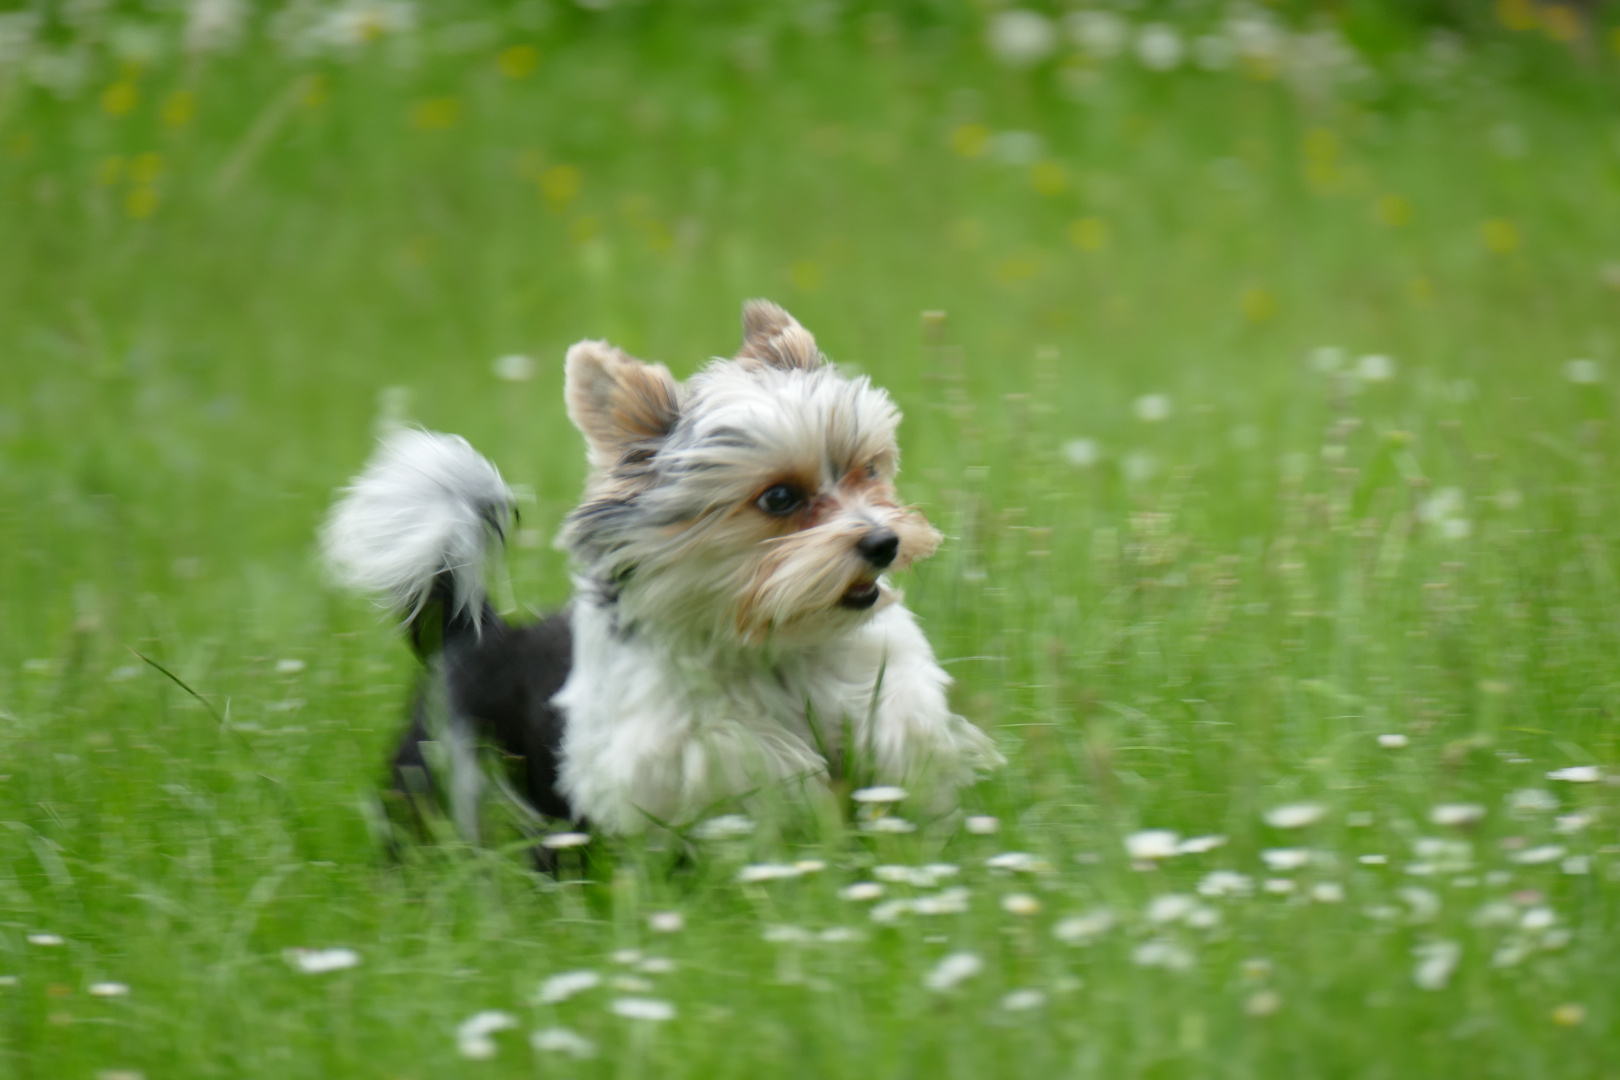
[{"x1": 321, "y1": 429, "x2": 513, "y2": 654}]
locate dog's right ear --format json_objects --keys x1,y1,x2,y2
[
  {"x1": 737, "y1": 299, "x2": 825, "y2": 372},
  {"x1": 565, "y1": 340, "x2": 682, "y2": 470}
]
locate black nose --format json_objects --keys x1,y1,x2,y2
[{"x1": 856, "y1": 528, "x2": 899, "y2": 569}]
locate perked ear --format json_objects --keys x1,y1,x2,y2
[
  {"x1": 564, "y1": 340, "x2": 682, "y2": 470},
  {"x1": 736, "y1": 299, "x2": 825, "y2": 372}
]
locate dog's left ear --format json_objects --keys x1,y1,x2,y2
[
  {"x1": 565, "y1": 340, "x2": 682, "y2": 470},
  {"x1": 736, "y1": 299, "x2": 825, "y2": 372}
]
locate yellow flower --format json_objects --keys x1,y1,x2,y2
[
  {"x1": 950, "y1": 123, "x2": 990, "y2": 159},
  {"x1": 1241, "y1": 287, "x2": 1277, "y2": 323},
  {"x1": 949, "y1": 218, "x2": 985, "y2": 250},
  {"x1": 1030, "y1": 161, "x2": 1067, "y2": 196},
  {"x1": 102, "y1": 80, "x2": 139, "y2": 118},
  {"x1": 790, "y1": 260, "x2": 822, "y2": 292},
  {"x1": 1551, "y1": 1003, "x2": 1586, "y2": 1027},
  {"x1": 498, "y1": 45, "x2": 539, "y2": 79},
  {"x1": 1375, "y1": 194, "x2": 1411, "y2": 228},
  {"x1": 1496, "y1": 0, "x2": 1537, "y2": 31},
  {"x1": 569, "y1": 215, "x2": 600, "y2": 245},
  {"x1": 514, "y1": 149, "x2": 545, "y2": 180},
  {"x1": 540, "y1": 165, "x2": 583, "y2": 208},
  {"x1": 302, "y1": 75, "x2": 330, "y2": 109},
  {"x1": 1302, "y1": 127, "x2": 1340, "y2": 192},
  {"x1": 410, "y1": 98, "x2": 461, "y2": 132},
  {"x1": 1482, "y1": 218, "x2": 1520, "y2": 254},
  {"x1": 161, "y1": 90, "x2": 196, "y2": 129},
  {"x1": 129, "y1": 152, "x2": 164, "y2": 185},
  {"x1": 1241, "y1": 53, "x2": 1278, "y2": 81},
  {"x1": 642, "y1": 220, "x2": 674, "y2": 254},
  {"x1": 1067, "y1": 216, "x2": 1108, "y2": 252},
  {"x1": 1540, "y1": 5, "x2": 1581, "y2": 43},
  {"x1": 126, "y1": 186, "x2": 159, "y2": 219},
  {"x1": 994, "y1": 251, "x2": 1041, "y2": 284}
]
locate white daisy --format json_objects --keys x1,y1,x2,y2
[
  {"x1": 924, "y1": 951, "x2": 983, "y2": 992},
  {"x1": 1310, "y1": 882, "x2": 1345, "y2": 904},
  {"x1": 1546, "y1": 766, "x2": 1601, "y2": 783},
  {"x1": 1356, "y1": 354, "x2": 1396, "y2": 382},
  {"x1": 1263, "y1": 802, "x2": 1327, "y2": 829},
  {"x1": 838, "y1": 882, "x2": 884, "y2": 902},
  {"x1": 1177, "y1": 835, "x2": 1227, "y2": 854},
  {"x1": 1001, "y1": 892, "x2": 1041, "y2": 916},
  {"x1": 1260, "y1": 848, "x2": 1311, "y2": 871},
  {"x1": 851, "y1": 785, "x2": 907, "y2": 804},
  {"x1": 611, "y1": 997, "x2": 676, "y2": 1022},
  {"x1": 1412, "y1": 940, "x2": 1460, "y2": 990},
  {"x1": 1132, "y1": 393, "x2": 1172, "y2": 423},
  {"x1": 986, "y1": 851, "x2": 1039, "y2": 872},
  {"x1": 692, "y1": 814, "x2": 755, "y2": 840},
  {"x1": 530, "y1": 1026, "x2": 596, "y2": 1058},
  {"x1": 1062, "y1": 439, "x2": 1099, "y2": 468},
  {"x1": 1564, "y1": 358, "x2": 1601, "y2": 385},
  {"x1": 1132, "y1": 939, "x2": 1194, "y2": 971},
  {"x1": 1053, "y1": 910, "x2": 1115, "y2": 944},
  {"x1": 1136, "y1": 23, "x2": 1184, "y2": 71},
  {"x1": 456, "y1": 1011, "x2": 517, "y2": 1060},
  {"x1": 1066, "y1": 10, "x2": 1128, "y2": 60},
  {"x1": 536, "y1": 970, "x2": 601, "y2": 1004},
  {"x1": 1197, "y1": 870, "x2": 1253, "y2": 898},
  {"x1": 986, "y1": 10, "x2": 1056, "y2": 68},
  {"x1": 1430, "y1": 803, "x2": 1486, "y2": 827},
  {"x1": 283, "y1": 947, "x2": 360, "y2": 974},
  {"x1": 492, "y1": 354, "x2": 536, "y2": 382},
  {"x1": 1512, "y1": 845, "x2": 1566, "y2": 865},
  {"x1": 1146, "y1": 894, "x2": 1196, "y2": 924},
  {"x1": 1124, "y1": 830, "x2": 1179, "y2": 860},
  {"x1": 1001, "y1": 988, "x2": 1047, "y2": 1011}
]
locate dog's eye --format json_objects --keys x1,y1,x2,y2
[
  {"x1": 864, "y1": 461, "x2": 879, "y2": 479},
  {"x1": 756, "y1": 483, "x2": 806, "y2": 516}
]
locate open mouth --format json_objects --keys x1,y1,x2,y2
[{"x1": 838, "y1": 580, "x2": 881, "y2": 610}]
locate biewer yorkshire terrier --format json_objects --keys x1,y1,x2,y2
[{"x1": 322, "y1": 301, "x2": 1002, "y2": 842}]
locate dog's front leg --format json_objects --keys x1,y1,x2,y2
[{"x1": 824, "y1": 605, "x2": 1004, "y2": 811}]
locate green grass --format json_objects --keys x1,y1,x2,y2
[{"x1": 5, "y1": 4, "x2": 1620, "y2": 1076}]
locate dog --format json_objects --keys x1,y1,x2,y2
[{"x1": 321, "y1": 301, "x2": 1002, "y2": 842}]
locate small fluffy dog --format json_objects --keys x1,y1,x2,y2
[{"x1": 322, "y1": 301, "x2": 1002, "y2": 840}]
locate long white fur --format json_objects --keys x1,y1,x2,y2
[
  {"x1": 556, "y1": 598, "x2": 1002, "y2": 833},
  {"x1": 320, "y1": 429, "x2": 513, "y2": 624}
]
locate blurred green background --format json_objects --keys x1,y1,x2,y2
[{"x1": 5, "y1": 1, "x2": 1620, "y2": 1076}]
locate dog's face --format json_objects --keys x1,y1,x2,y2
[{"x1": 559, "y1": 301, "x2": 941, "y2": 647}]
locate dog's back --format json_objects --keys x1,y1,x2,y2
[
  {"x1": 391, "y1": 610, "x2": 574, "y2": 823},
  {"x1": 322, "y1": 430, "x2": 574, "y2": 837}
]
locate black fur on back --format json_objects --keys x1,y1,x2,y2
[{"x1": 389, "y1": 572, "x2": 576, "y2": 829}]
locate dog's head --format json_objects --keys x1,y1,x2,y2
[{"x1": 559, "y1": 300, "x2": 941, "y2": 647}]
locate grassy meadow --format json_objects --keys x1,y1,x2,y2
[{"x1": 5, "y1": 2, "x2": 1620, "y2": 1075}]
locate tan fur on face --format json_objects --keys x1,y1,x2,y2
[
  {"x1": 735, "y1": 299, "x2": 825, "y2": 373},
  {"x1": 565, "y1": 340, "x2": 682, "y2": 471},
  {"x1": 560, "y1": 301, "x2": 944, "y2": 650},
  {"x1": 733, "y1": 506, "x2": 941, "y2": 643}
]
